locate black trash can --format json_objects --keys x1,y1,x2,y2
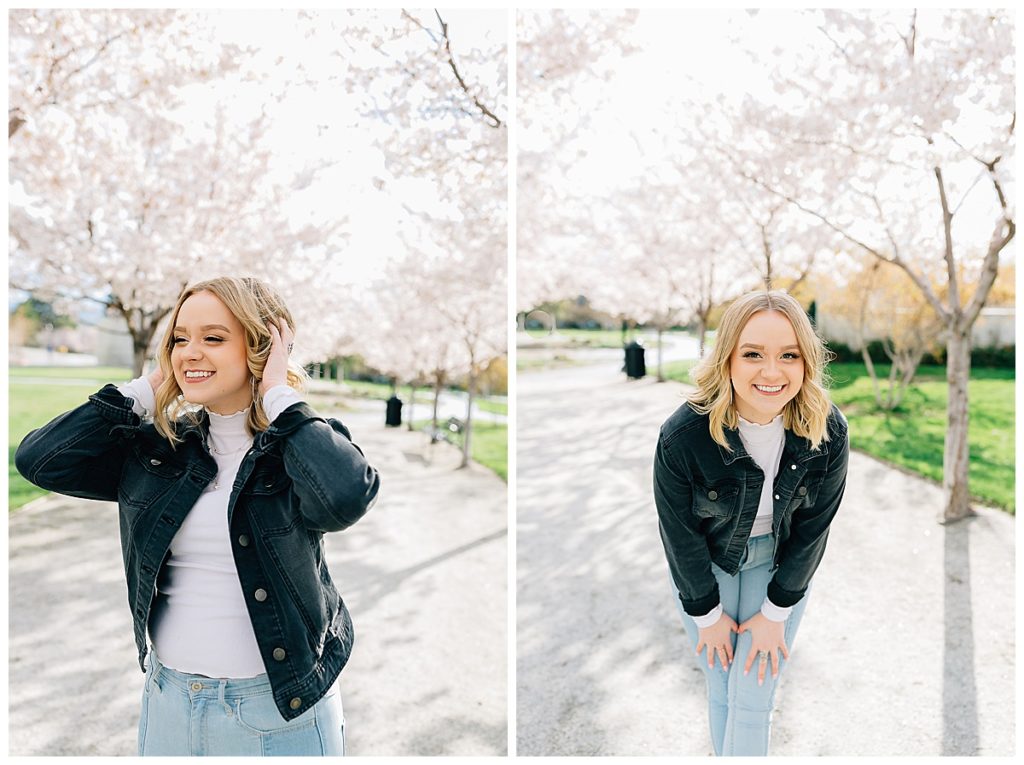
[
  {"x1": 624, "y1": 341, "x2": 646, "y2": 379},
  {"x1": 385, "y1": 395, "x2": 403, "y2": 427}
]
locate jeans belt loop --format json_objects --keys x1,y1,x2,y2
[{"x1": 218, "y1": 679, "x2": 231, "y2": 714}]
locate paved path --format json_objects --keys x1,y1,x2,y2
[
  {"x1": 516, "y1": 361, "x2": 1014, "y2": 756},
  {"x1": 9, "y1": 405, "x2": 507, "y2": 756}
]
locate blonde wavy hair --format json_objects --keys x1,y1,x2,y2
[
  {"x1": 688, "y1": 290, "x2": 834, "y2": 451},
  {"x1": 153, "y1": 276, "x2": 308, "y2": 446}
]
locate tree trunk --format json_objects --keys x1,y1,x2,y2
[
  {"x1": 942, "y1": 329, "x2": 973, "y2": 523},
  {"x1": 132, "y1": 340, "x2": 149, "y2": 379},
  {"x1": 407, "y1": 382, "x2": 415, "y2": 431},
  {"x1": 432, "y1": 374, "x2": 442, "y2": 432},
  {"x1": 697, "y1": 313, "x2": 708, "y2": 359},
  {"x1": 656, "y1": 325, "x2": 664, "y2": 382},
  {"x1": 460, "y1": 368, "x2": 476, "y2": 469}
]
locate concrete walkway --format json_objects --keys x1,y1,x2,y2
[
  {"x1": 516, "y1": 361, "x2": 1014, "y2": 756},
  {"x1": 8, "y1": 405, "x2": 507, "y2": 756}
]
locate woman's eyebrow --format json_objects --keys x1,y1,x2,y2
[
  {"x1": 739, "y1": 343, "x2": 800, "y2": 350},
  {"x1": 172, "y1": 324, "x2": 232, "y2": 333}
]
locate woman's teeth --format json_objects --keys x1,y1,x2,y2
[{"x1": 754, "y1": 384, "x2": 783, "y2": 393}]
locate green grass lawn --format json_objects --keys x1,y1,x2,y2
[
  {"x1": 412, "y1": 418, "x2": 508, "y2": 482},
  {"x1": 665, "y1": 361, "x2": 1015, "y2": 512},
  {"x1": 11, "y1": 367, "x2": 135, "y2": 509},
  {"x1": 825, "y1": 363, "x2": 1014, "y2": 512},
  {"x1": 475, "y1": 398, "x2": 508, "y2": 416}
]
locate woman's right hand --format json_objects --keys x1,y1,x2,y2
[
  {"x1": 696, "y1": 612, "x2": 739, "y2": 671},
  {"x1": 146, "y1": 365, "x2": 165, "y2": 393}
]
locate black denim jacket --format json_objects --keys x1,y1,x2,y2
[
  {"x1": 15, "y1": 384, "x2": 380, "y2": 721},
  {"x1": 654, "y1": 401, "x2": 849, "y2": 616}
]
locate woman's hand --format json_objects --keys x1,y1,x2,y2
[
  {"x1": 146, "y1": 365, "x2": 165, "y2": 394},
  {"x1": 738, "y1": 612, "x2": 790, "y2": 685},
  {"x1": 696, "y1": 612, "x2": 739, "y2": 671},
  {"x1": 259, "y1": 318, "x2": 294, "y2": 397}
]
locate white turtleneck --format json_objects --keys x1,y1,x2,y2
[
  {"x1": 117, "y1": 376, "x2": 302, "y2": 677},
  {"x1": 691, "y1": 414, "x2": 793, "y2": 628}
]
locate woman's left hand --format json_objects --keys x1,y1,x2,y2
[
  {"x1": 259, "y1": 319, "x2": 294, "y2": 397},
  {"x1": 738, "y1": 612, "x2": 790, "y2": 686}
]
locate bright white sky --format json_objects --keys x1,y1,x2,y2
[
  {"x1": 546, "y1": 8, "x2": 1010, "y2": 270},
  {"x1": 176, "y1": 8, "x2": 505, "y2": 289}
]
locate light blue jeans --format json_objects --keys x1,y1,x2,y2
[
  {"x1": 138, "y1": 649, "x2": 346, "y2": 756},
  {"x1": 673, "y1": 533, "x2": 811, "y2": 756}
]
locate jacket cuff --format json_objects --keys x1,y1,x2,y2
[
  {"x1": 766, "y1": 578, "x2": 805, "y2": 609},
  {"x1": 680, "y1": 583, "x2": 721, "y2": 617},
  {"x1": 88, "y1": 384, "x2": 144, "y2": 427},
  {"x1": 262, "y1": 401, "x2": 327, "y2": 438}
]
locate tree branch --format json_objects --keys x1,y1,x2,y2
[
  {"x1": 419, "y1": 9, "x2": 502, "y2": 128},
  {"x1": 933, "y1": 166, "x2": 959, "y2": 314}
]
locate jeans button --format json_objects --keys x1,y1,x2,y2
[{"x1": 190, "y1": 681, "x2": 203, "y2": 691}]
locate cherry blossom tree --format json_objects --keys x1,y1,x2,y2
[
  {"x1": 336, "y1": 9, "x2": 507, "y2": 467},
  {"x1": 9, "y1": 9, "x2": 344, "y2": 376},
  {"x1": 725, "y1": 9, "x2": 1014, "y2": 522}
]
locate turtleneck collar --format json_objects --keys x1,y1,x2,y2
[
  {"x1": 206, "y1": 407, "x2": 252, "y2": 457},
  {"x1": 737, "y1": 413, "x2": 784, "y2": 445}
]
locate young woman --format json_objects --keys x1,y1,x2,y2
[
  {"x1": 16, "y1": 276, "x2": 381, "y2": 756},
  {"x1": 653, "y1": 289, "x2": 849, "y2": 756}
]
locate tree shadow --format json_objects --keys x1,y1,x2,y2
[{"x1": 942, "y1": 517, "x2": 979, "y2": 755}]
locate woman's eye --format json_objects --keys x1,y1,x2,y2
[
  {"x1": 783, "y1": 353, "x2": 801, "y2": 360},
  {"x1": 204, "y1": 336, "x2": 224, "y2": 343},
  {"x1": 742, "y1": 351, "x2": 761, "y2": 359},
  {"x1": 172, "y1": 337, "x2": 187, "y2": 345}
]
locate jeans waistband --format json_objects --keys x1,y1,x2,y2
[{"x1": 149, "y1": 648, "x2": 274, "y2": 699}]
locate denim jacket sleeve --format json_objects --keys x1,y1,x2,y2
[
  {"x1": 262, "y1": 401, "x2": 380, "y2": 533},
  {"x1": 766, "y1": 412, "x2": 850, "y2": 608},
  {"x1": 14, "y1": 384, "x2": 141, "y2": 502},
  {"x1": 654, "y1": 430, "x2": 721, "y2": 617}
]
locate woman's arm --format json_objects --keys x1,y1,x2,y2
[
  {"x1": 654, "y1": 431, "x2": 721, "y2": 617},
  {"x1": 766, "y1": 417, "x2": 850, "y2": 608},
  {"x1": 15, "y1": 384, "x2": 144, "y2": 502},
  {"x1": 264, "y1": 399, "x2": 380, "y2": 533}
]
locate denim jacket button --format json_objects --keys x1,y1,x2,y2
[
  {"x1": 254, "y1": 588, "x2": 268, "y2": 602},
  {"x1": 238, "y1": 534, "x2": 250, "y2": 547},
  {"x1": 289, "y1": 697, "x2": 302, "y2": 710},
  {"x1": 798, "y1": 486, "x2": 808, "y2": 496},
  {"x1": 708, "y1": 490, "x2": 718, "y2": 501},
  {"x1": 150, "y1": 459, "x2": 162, "y2": 466},
  {"x1": 273, "y1": 647, "x2": 286, "y2": 661},
  {"x1": 774, "y1": 494, "x2": 780, "y2": 500},
  {"x1": 790, "y1": 464, "x2": 797, "y2": 470}
]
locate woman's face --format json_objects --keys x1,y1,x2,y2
[
  {"x1": 729, "y1": 309, "x2": 805, "y2": 424},
  {"x1": 170, "y1": 290, "x2": 252, "y2": 415}
]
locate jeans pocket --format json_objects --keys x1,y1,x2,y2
[{"x1": 234, "y1": 693, "x2": 317, "y2": 735}]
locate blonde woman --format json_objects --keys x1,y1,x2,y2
[
  {"x1": 653, "y1": 290, "x2": 849, "y2": 756},
  {"x1": 16, "y1": 276, "x2": 380, "y2": 756}
]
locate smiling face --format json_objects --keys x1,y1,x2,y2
[
  {"x1": 170, "y1": 290, "x2": 252, "y2": 415},
  {"x1": 729, "y1": 309, "x2": 805, "y2": 424}
]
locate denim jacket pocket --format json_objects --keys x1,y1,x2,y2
[
  {"x1": 791, "y1": 473, "x2": 824, "y2": 511},
  {"x1": 118, "y1": 446, "x2": 186, "y2": 510},
  {"x1": 692, "y1": 482, "x2": 739, "y2": 519}
]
